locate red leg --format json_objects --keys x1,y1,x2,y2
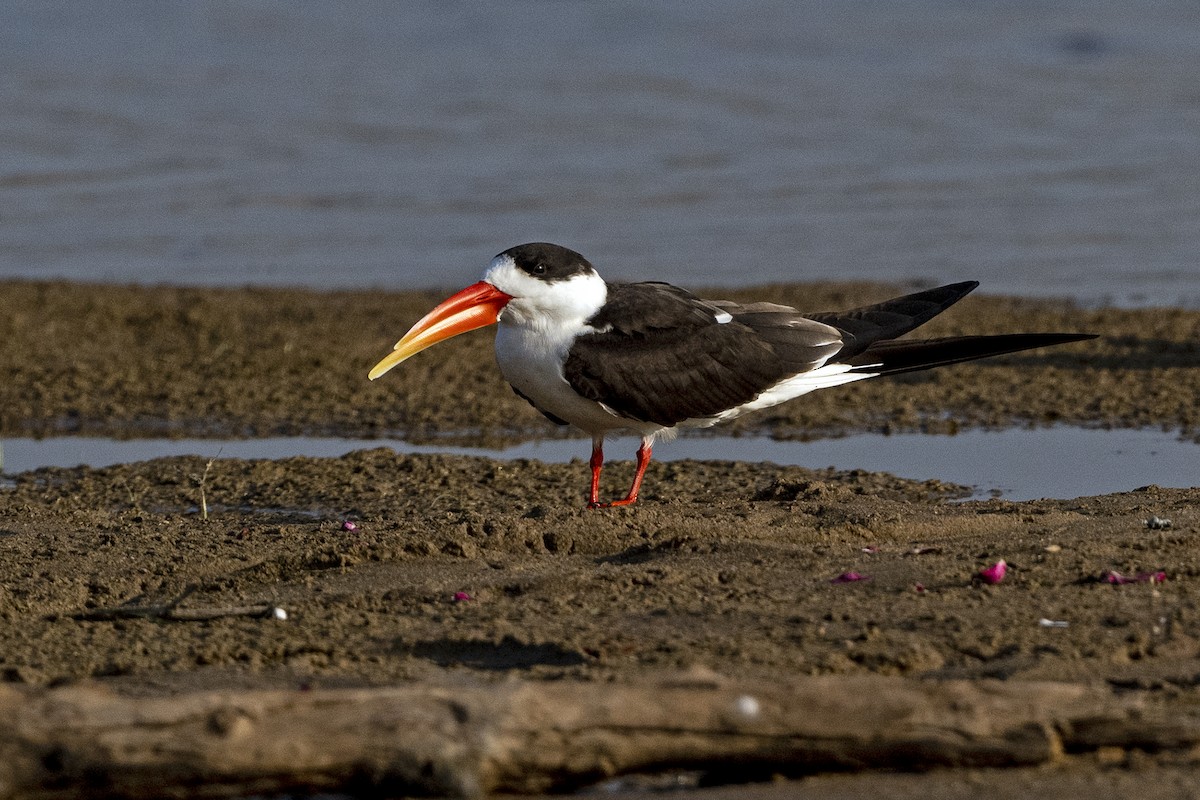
[
  {"x1": 587, "y1": 438, "x2": 604, "y2": 508},
  {"x1": 591, "y1": 438, "x2": 652, "y2": 508}
]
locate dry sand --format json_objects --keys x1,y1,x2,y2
[{"x1": 1, "y1": 279, "x2": 1198, "y2": 797}]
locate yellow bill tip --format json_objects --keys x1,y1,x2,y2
[
  {"x1": 367, "y1": 346, "x2": 409, "y2": 380},
  {"x1": 366, "y1": 281, "x2": 512, "y2": 382}
]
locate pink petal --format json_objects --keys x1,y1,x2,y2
[
  {"x1": 452, "y1": 591, "x2": 473, "y2": 602},
  {"x1": 978, "y1": 559, "x2": 1007, "y2": 585},
  {"x1": 914, "y1": 583, "x2": 926, "y2": 593},
  {"x1": 831, "y1": 572, "x2": 871, "y2": 584},
  {"x1": 861, "y1": 546, "x2": 879, "y2": 554},
  {"x1": 1103, "y1": 570, "x2": 1167, "y2": 585},
  {"x1": 341, "y1": 520, "x2": 358, "y2": 531}
]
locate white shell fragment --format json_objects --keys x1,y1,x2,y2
[
  {"x1": 732, "y1": 694, "x2": 761, "y2": 720},
  {"x1": 270, "y1": 607, "x2": 288, "y2": 620}
]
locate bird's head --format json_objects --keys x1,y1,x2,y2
[{"x1": 368, "y1": 242, "x2": 605, "y2": 380}]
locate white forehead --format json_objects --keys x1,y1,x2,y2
[{"x1": 483, "y1": 255, "x2": 607, "y2": 323}]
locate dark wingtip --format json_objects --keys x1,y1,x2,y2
[
  {"x1": 1034, "y1": 332, "x2": 1098, "y2": 344},
  {"x1": 847, "y1": 331, "x2": 1097, "y2": 375}
]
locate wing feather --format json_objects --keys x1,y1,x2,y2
[{"x1": 564, "y1": 283, "x2": 845, "y2": 426}]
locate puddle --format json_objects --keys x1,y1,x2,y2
[{"x1": 1, "y1": 427, "x2": 1194, "y2": 502}]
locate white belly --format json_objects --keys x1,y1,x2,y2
[{"x1": 494, "y1": 323, "x2": 662, "y2": 438}]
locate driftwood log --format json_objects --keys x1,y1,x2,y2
[{"x1": 1, "y1": 673, "x2": 1198, "y2": 798}]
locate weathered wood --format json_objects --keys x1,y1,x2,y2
[{"x1": 0, "y1": 674, "x2": 1196, "y2": 798}]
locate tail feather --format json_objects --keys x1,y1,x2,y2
[
  {"x1": 805, "y1": 281, "x2": 980, "y2": 359},
  {"x1": 846, "y1": 333, "x2": 1096, "y2": 376}
]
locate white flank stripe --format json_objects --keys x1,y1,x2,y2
[{"x1": 684, "y1": 363, "x2": 881, "y2": 427}]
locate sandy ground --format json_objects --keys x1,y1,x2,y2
[{"x1": 2, "y1": 279, "x2": 1199, "y2": 796}]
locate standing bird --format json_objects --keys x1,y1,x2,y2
[{"x1": 369, "y1": 243, "x2": 1093, "y2": 508}]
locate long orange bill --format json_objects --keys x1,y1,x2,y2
[{"x1": 368, "y1": 281, "x2": 512, "y2": 380}]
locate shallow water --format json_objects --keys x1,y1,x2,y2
[
  {"x1": 3, "y1": 1, "x2": 1199, "y2": 306},
  {"x1": 2, "y1": 427, "x2": 1194, "y2": 502}
]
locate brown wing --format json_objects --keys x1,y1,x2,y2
[{"x1": 563, "y1": 282, "x2": 844, "y2": 426}]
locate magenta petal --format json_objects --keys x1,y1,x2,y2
[
  {"x1": 978, "y1": 559, "x2": 1007, "y2": 585},
  {"x1": 341, "y1": 520, "x2": 358, "y2": 531},
  {"x1": 831, "y1": 572, "x2": 870, "y2": 584}
]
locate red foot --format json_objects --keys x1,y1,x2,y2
[
  {"x1": 584, "y1": 439, "x2": 652, "y2": 510},
  {"x1": 587, "y1": 496, "x2": 638, "y2": 509}
]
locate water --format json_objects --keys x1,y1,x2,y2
[
  {"x1": 2, "y1": 428, "x2": 1194, "y2": 502},
  {"x1": 2, "y1": 1, "x2": 1199, "y2": 306}
]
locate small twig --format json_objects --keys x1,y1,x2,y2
[
  {"x1": 116, "y1": 476, "x2": 142, "y2": 512},
  {"x1": 165, "y1": 605, "x2": 282, "y2": 621},
  {"x1": 73, "y1": 583, "x2": 284, "y2": 622},
  {"x1": 75, "y1": 603, "x2": 281, "y2": 623},
  {"x1": 163, "y1": 582, "x2": 199, "y2": 611},
  {"x1": 193, "y1": 449, "x2": 222, "y2": 521}
]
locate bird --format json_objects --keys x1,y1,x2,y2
[{"x1": 369, "y1": 242, "x2": 1094, "y2": 508}]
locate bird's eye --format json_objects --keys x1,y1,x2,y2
[{"x1": 532, "y1": 263, "x2": 547, "y2": 276}]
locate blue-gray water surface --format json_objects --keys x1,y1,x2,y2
[
  {"x1": 2, "y1": 428, "x2": 1194, "y2": 502},
  {"x1": 2, "y1": 1, "x2": 1198, "y2": 305}
]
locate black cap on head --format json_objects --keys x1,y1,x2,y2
[{"x1": 499, "y1": 242, "x2": 594, "y2": 282}]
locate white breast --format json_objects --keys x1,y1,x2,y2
[{"x1": 495, "y1": 323, "x2": 661, "y2": 438}]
